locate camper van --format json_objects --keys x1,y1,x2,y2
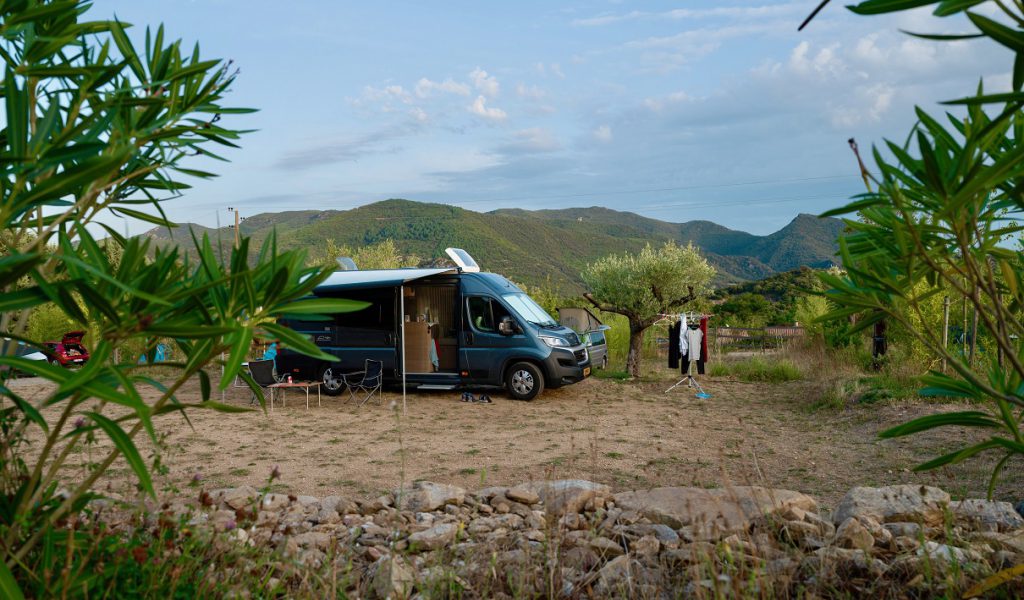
[{"x1": 276, "y1": 249, "x2": 590, "y2": 400}]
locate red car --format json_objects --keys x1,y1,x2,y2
[{"x1": 44, "y1": 331, "x2": 89, "y2": 367}]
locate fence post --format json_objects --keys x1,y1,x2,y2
[{"x1": 941, "y1": 295, "x2": 949, "y2": 373}]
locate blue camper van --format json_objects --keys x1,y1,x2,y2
[{"x1": 276, "y1": 249, "x2": 590, "y2": 400}]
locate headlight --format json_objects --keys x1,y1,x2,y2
[{"x1": 539, "y1": 336, "x2": 570, "y2": 348}]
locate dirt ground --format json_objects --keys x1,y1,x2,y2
[{"x1": 9, "y1": 363, "x2": 1022, "y2": 512}]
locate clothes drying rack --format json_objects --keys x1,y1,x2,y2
[{"x1": 664, "y1": 312, "x2": 713, "y2": 398}]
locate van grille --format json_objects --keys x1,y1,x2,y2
[{"x1": 573, "y1": 348, "x2": 587, "y2": 363}]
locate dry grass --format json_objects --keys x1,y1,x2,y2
[{"x1": 9, "y1": 354, "x2": 1022, "y2": 510}]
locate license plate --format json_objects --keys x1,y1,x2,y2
[{"x1": 583, "y1": 367, "x2": 591, "y2": 377}]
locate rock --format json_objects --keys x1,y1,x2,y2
[
  {"x1": 882, "y1": 521, "x2": 922, "y2": 538},
  {"x1": 559, "y1": 513, "x2": 585, "y2": 530},
  {"x1": 296, "y1": 495, "x2": 319, "y2": 507},
  {"x1": 521, "y1": 480, "x2": 610, "y2": 516},
  {"x1": 261, "y1": 493, "x2": 290, "y2": 511},
  {"x1": 394, "y1": 481, "x2": 465, "y2": 512},
  {"x1": 317, "y1": 509, "x2": 341, "y2": 525},
  {"x1": 781, "y1": 520, "x2": 826, "y2": 549},
  {"x1": 494, "y1": 514, "x2": 524, "y2": 530},
  {"x1": 255, "y1": 510, "x2": 279, "y2": 529},
  {"x1": 803, "y1": 547, "x2": 887, "y2": 577},
  {"x1": 952, "y1": 499, "x2": 1024, "y2": 532},
  {"x1": 210, "y1": 509, "x2": 237, "y2": 532},
  {"x1": 835, "y1": 518, "x2": 874, "y2": 552},
  {"x1": 222, "y1": 486, "x2": 258, "y2": 510},
  {"x1": 563, "y1": 546, "x2": 600, "y2": 570},
  {"x1": 631, "y1": 535, "x2": 660, "y2": 559},
  {"x1": 474, "y1": 486, "x2": 508, "y2": 500},
  {"x1": 992, "y1": 550, "x2": 1020, "y2": 570},
  {"x1": 613, "y1": 486, "x2": 817, "y2": 538},
  {"x1": 507, "y1": 486, "x2": 541, "y2": 505},
  {"x1": 371, "y1": 555, "x2": 415, "y2": 600},
  {"x1": 590, "y1": 536, "x2": 625, "y2": 558},
  {"x1": 321, "y1": 495, "x2": 358, "y2": 515},
  {"x1": 832, "y1": 485, "x2": 950, "y2": 526},
  {"x1": 919, "y1": 541, "x2": 984, "y2": 565},
  {"x1": 595, "y1": 555, "x2": 637, "y2": 596},
  {"x1": 407, "y1": 522, "x2": 458, "y2": 550},
  {"x1": 973, "y1": 530, "x2": 1024, "y2": 554},
  {"x1": 292, "y1": 531, "x2": 331, "y2": 551}
]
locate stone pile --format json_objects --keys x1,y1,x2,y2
[{"x1": 187, "y1": 480, "x2": 1024, "y2": 598}]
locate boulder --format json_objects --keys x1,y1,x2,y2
[
  {"x1": 951, "y1": 499, "x2": 1024, "y2": 532},
  {"x1": 507, "y1": 486, "x2": 541, "y2": 505},
  {"x1": 613, "y1": 486, "x2": 817, "y2": 538},
  {"x1": 371, "y1": 555, "x2": 415, "y2": 600},
  {"x1": 835, "y1": 518, "x2": 874, "y2": 552},
  {"x1": 595, "y1": 555, "x2": 638, "y2": 596},
  {"x1": 407, "y1": 522, "x2": 458, "y2": 551},
  {"x1": 221, "y1": 486, "x2": 259, "y2": 510},
  {"x1": 832, "y1": 485, "x2": 949, "y2": 526},
  {"x1": 394, "y1": 481, "x2": 465, "y2": 512},
  {"x1": 521, "y1": 480, "x2": 610, "y2": 516}
]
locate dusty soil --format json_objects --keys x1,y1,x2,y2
[{"x1": 9, "y1": 363, "x2": 1021, "y2": 512}]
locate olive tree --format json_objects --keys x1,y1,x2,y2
[
  {"x1": 0, "y1": 2, "x2": 363, "y2": 593},
  {"x1": 582, "y1": 241, "x2": 715, "y2": 377}
]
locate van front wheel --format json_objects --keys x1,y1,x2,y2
[
  {"x1": 319, "y1": 365, "x2": 346, "y2": 396},
  {"x1": 506, "y1": 362, "x2": 544, "y2": 401}
]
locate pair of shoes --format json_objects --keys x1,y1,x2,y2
[
  {"x1": 477, "y1": 394, "x2": 492, "y2": 404},
  {"x1": 460, "y1": 392, "x2": 493, "y2": 403},
  {"x1": 460, "y1": 392, "x2": 474, "y2": 402}
]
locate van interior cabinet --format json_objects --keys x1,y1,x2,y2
[{"x1": 403, "y1": 321, "x2": 433, "y2": 373}]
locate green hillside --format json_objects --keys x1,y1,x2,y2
[{"x1": 142, "y1": 199, "x2": 844, "y2": 293}]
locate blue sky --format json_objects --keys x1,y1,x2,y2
[{"x1": 94, "y1": 1, "x2": 1007, "y2": 235}]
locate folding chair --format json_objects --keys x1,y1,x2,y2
[
  {"x1": 343, "y1": 359, "x2": 383, "y2": 407},
  {"x1": 247, "y1": 359, "x2": 283, "y2": 406}
]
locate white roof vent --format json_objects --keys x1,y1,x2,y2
[
  {"x1": 445, "y1": 248, "x2": 480, "y2": 273},
  {"x1": 336, "y1": 257, "x2": 358, "y2": 271}
]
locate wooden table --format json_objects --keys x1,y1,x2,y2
[{"x1": 268, "y1": 381, "x2": 321, "y2": 410}]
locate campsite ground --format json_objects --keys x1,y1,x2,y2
[{"x1": 10, "y1": 357, "x2": 1021, "y2": 511}]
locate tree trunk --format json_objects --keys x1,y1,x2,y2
[{"x1": 626, "y1": 320, "x2": 645, "y2": 378}]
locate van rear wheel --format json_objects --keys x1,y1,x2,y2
[
  {"x1": 319, "y1": 365, "x2": 346, "y2": 396},
  {"x1": 506, "y1": 362, "x2": 543, "y2": 401}
]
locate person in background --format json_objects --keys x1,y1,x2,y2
[{"x1": 263, "y1": 341, "x2": 278, "y2": 366}]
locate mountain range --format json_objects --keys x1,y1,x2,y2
[{"x1": 143, "y1": 199, "x2": 844, "y2": 292}]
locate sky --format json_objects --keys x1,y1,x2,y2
[{"x1": 92, "y1": 0, "x2": 1009, "y2": 235}]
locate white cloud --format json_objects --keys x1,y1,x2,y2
[
  {"x1": 470, "y1": 67, "x2": 500, "y2": 97},
  {"x1": 414, "y1": 77, "x2": 470, "y2": 98},
  {"x1": 593, "y1": 125, "x2": 612, "y2": 142},
  {"x1": 499, "y1": 128, "x2": 561, "y2": 153},
  {"x1": 535, "y1": 62, "x2": 566, "y2": 79},
  {"x1": 550, "y1": 63, "x2": 565, "y2": 79},
  {"x1": 469, "y1": 95, "x2": 507, "y2": 121},
  {"x1": 644, "y1": 91, "x2": 691, "y2": 112},
  {"x1": 515, "y1": 83, "x2": 546, "y2": 100},
  {"x1": 408, "y1": 107, "x2": 429, "y2": 123}
]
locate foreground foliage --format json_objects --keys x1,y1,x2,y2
[
  {"x1": 0, "y1": 1, "x2": 363, "y2": 594},
  {"x1": 809, "y1": 1, "x2": 1024, "y2": 495}
]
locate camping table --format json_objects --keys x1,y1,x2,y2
[{"x1": 267, "y1": 381, "x2": 321, "y2": 410}]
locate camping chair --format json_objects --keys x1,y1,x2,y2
[
  {"x1": 342, "y1": 359, "x2": 383, "y2": 407},
  {"x1": 247, "y1": 359, "x2": 283, "y2": 406}
]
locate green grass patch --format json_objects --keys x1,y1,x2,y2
[
  {"x1": 593, "y1": 369, "x2": 631, "y2": 381},
  {"x1": 710, "y1": 357, "x2": 802, "y2": 382}
]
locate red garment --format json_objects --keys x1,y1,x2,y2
[{"x1": 700, "y1": 316, "x2": 709, "y2": 362}]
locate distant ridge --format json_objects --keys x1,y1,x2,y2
[{"x1": 142, "y1": 199, "x2": 844, "y2": 292}]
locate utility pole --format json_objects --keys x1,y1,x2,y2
[{"x1": 227, "y1": 207, "x2": 240, "y2": 249}]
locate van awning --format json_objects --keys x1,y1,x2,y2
[{"x1": 315, "y1": 268, "x2": 459, "y2": 293}]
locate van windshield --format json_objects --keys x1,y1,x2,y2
[{"x1": 502, "y1": 293, "x2": 558, "y2": 327}]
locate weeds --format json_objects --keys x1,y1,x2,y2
[{"x1": 709, "y1": 357, "x2": 802, "y2": 383}]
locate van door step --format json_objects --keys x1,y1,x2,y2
[{"x1": 416, "y1": 384, "x2": 458, "y2": 391}]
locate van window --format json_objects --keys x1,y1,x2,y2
[
  {"x1": 590, "y1": 331, "x2": 606, "y2": 345},
  {"x1": 467, "y1": 296, "x2": 510, "y2": 333}
]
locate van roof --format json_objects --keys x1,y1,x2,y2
[{"x1": 315, "y1": 268, "x2": 459, "y2": 293}]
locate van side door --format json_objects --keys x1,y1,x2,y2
[{"x1": 460, "y1": 295, "x2": 522, "y2": 384}]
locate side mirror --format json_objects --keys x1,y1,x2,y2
[{"x1": 498, "y1": 316, "x2": 517, "y2": 336}]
